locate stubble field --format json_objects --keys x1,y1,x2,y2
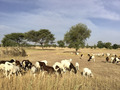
[{"x1": 0, "y1": 47, "x2": 120, "y2": 90}]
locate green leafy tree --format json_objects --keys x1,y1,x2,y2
[
  {"x1": 104, "y1": 42, "x2": 112, "y2": 49},
  {"x1": 37, "y1": 29, "x2": 55, "y2": 49},
  {"x1": 57, "y1": 40, "x2": 65, "y2": 48},
  {"x1": 25, "y1": 29, "x2": 55, "y2": 48},
  {"x1": 2, "y1": 33, "x2": 25, "y2": 46},
  {"x1": 97, "y1": 41, "x2": 104, "y2": 48},
  {"x1": 112, "y1": 44, "x2": 119, "y2": 49},
  {"x1": 93, "y1": 44, "x2": 97, "y2": 49},
  {"x1": 25, "y1": 30, "x2": 39, "y2": 45},
  {"x1": 64, "y1": 23, "x2": 91, "y2": 54}
]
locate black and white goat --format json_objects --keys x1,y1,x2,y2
[
  {"x1": 88, "y1": 54, "x2": 95, "y2": 62},
  {"x1": 61, "y1": 59, "x2": 77, "y2": 74},
  {"x1": 21, "y1": 60, "x2": 32, "y2": 70}
]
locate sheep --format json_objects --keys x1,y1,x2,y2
[
  {"x1": 83, "y1": 68, "x2": 93, "y2": 77},
  {"x1": 75, "y1": 62, "x2": 79, "y2": 71}
]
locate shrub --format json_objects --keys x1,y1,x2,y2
[{"x1": 1, "y1": 47, "x2": 27, "y2": 57}]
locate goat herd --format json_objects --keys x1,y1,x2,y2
[
  {"x1": 86, "y1": 53, "x2": 120, "y2": 64},
  {"x1": 0, "y1": 52, "x2": 119, "y2": 79},
  {"x1": 0, "y1": 57, "x2": 94, "y2": 79}
]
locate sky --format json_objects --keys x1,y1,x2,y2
[{"x1": 0, "y1": 0, "x2": 120, "y2": 45}]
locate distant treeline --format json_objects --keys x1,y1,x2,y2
[{"x1": 1, "y1": 24, "x2": 120, "y2": 50}]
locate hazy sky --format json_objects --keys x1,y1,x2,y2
[{"x1": 0, "y1": 0, "x2": 120, "y2": 45}]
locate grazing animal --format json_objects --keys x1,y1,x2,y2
[
  {"x1": 40, "y1": 60, "x2": 48, "y2": 65},
  {"x1": 21, "y1": 60, "x2": 32, "y2": 70},
  {"x1": 111, "y1": 57, "x2": 115, "y2": 63},
  {"x1": 106, "y1": 53, "x2": 111, "y2": 57},
  {"x1": 80, "y1": 54, "x2": 84, "y2": 59},
  {"x1": 106, "y1": 57, "x2": 109, "y2": 62},
  {"x1": 4, "y1": 62, "x2": 21, "y2": 79},
  {"x1": 0, "y1": 60, "x2": 7, "y2": 71},
  {"x1": 61, "y1": 60, "x2": 77, "y2": 74},
  {"x1": 30, "y1": 65, "x2": 37, "y2": 77},
  {"x1": 88, "y1": 55, "x2": 95, "y2": 62},
  {"x1": 53, "y1": 62, "x2": 65, "y2": 72},
  {"x1": 35, "y1": 61, "x2": 46, "y2": 71},
  {"x1": 113, "y1": 57, "x2": 120, "y2": 64},
  {"x1": 42, "y1": 63, "x2": 61, "y2": 75},
  {"x1": 75, "y1": 62, "x2": 79, "y2": 71},
  {"x1": 83, "y1": 68, "x2": 93, "y2": 77}
]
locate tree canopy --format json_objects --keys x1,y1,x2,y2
[
  {"x1": 57, "y1": 40, "x2": 65, "y2": 48},
  {"x1": 64, "y1": 23, "x2": 91, "y2": 53},
  {"x1": 25, "y1": 29, "x2": 55, "y2": 48},
  {"x1": 2, "y1": 33, "x2": 25, "y2": 46}
]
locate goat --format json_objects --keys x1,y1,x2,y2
[
  {"x1": 88, "y1": 55, "x2": 95, "y2": 62},
  {"x1": 83, "y1": 68, "x2": 93, "y2": 77},
  {"x1": 4, "y1": 62, "x2": 21, "y2": 79},
  {"x1": 106, "y1": 57, "x2": 109, "y2": 62},
  {"x1": 40, "y1": 60, "x2": 48, "y2": 65},
  {"x1": 30, "y1": 65, "x2": 37, "y2": 77},
  {"x1": 75, "y1": 62, "x2": 79, "y2": 71},
  {"x1": 61, "y1": 60, "x2": 77, "y2": 74},
  {"x1": 53, "y1": 62, "x2": 65, "y2": 72},
  {"x1": 21, "y1": 60, "x2": 32, "y2": 70}
]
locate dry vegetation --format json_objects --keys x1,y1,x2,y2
[{"x1": 0, "y1": 47, "x2": 120, "y2": 90}]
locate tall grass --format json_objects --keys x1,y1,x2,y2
[
  {"x1": 1, "y1": 47, "x2": 27, "y2": 57},
  {"x1": 0, "y1": 71, "x2": 120, "y2": 90}
]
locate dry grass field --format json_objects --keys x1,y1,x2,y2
[{"x1": 0, "y1": 47, "x2": 120, "y2": 90}]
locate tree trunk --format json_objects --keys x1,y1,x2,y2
[{"x1": 75, "y1": 48, "x2": 78, "y2": 55}]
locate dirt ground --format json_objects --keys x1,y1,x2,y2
[{"x1": 0, "y1": 47, "x2": 120, "y2": 90}]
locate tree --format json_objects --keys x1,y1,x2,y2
[
  {"x1": 2, "y1": 33, "x2": 25, "y2": 46},
  {"x1": 104, "y1": 42, "x2": 112, "y2": 49},
  {"x1": 25, "y1": 30, "x2": 39, "y2": 45},
  {"x1": 25, "y1": 29, "x2": 55, "y2": 48},
  {"x1": 112, "y1": 44, "x2": 119, "y2": 49},
  {"x1": 37, "y1": 29, "x2": 55, "y2": 49},
  {"x1": 64, "y1": 23, "x2": 91, "y2": 54},
  {"x1": 57, "y1": 40, "x2": 65, "y2": 48},
  {"x1": 97, "y1": 41, "x2": 104, "y2": 48}
]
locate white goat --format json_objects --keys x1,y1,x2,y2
[
  {"x1": 4, "y1": 62, "x2": 20, "y2": 79},
  {"x1": 30, "y1": 65, "x2": 37, "y2": 77},
  {"x1": 83, "y1": 68, "x2": 93, "y2": 77},
  {"x1": 35, "y1": 61, "x2": 40, "y2": 69},
  {"x1": 106, "y1": 53, "x2": 111, "y2": 57},
  {"x1": 75, "y1": 62, "x2": 79, "y2": 71},
  {"x1": 111, "y1": 57, "x2": 115, "y2": 63}
]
